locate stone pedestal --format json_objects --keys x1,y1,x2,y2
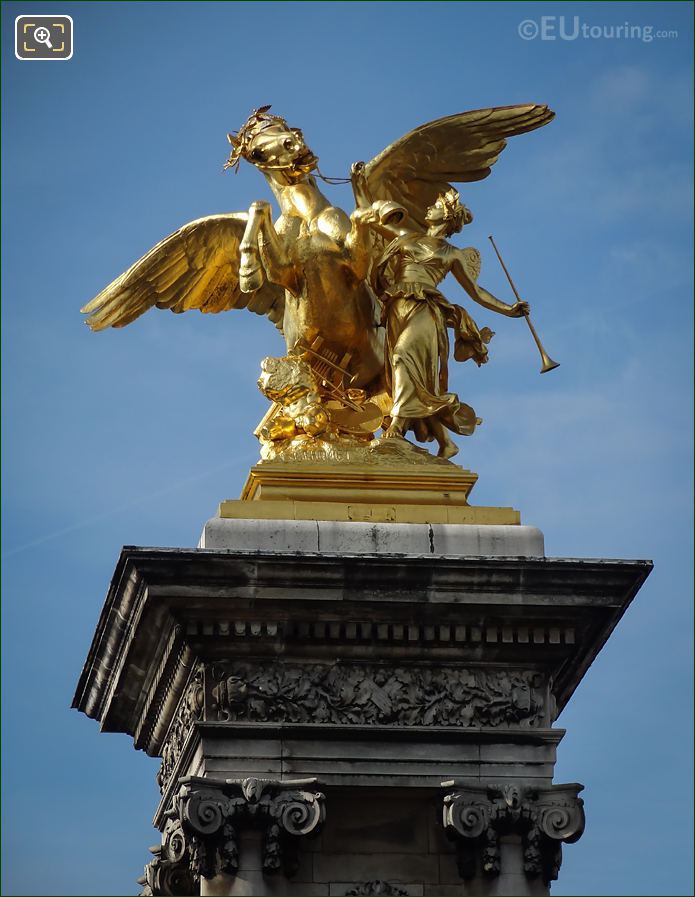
[
  {"x1": 73, "y1": 519, "x2": 651, "y2": 896},
  {"x1": 222, "y1": 448, "x2": 520, "y2": 526}
]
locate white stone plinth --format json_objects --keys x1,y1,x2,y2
[{"x1": 198, "y1": 517, "x2": 545, "y2": 557}]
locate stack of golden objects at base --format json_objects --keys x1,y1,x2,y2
[{"x1": 219, "y1": 337, "x2": 519, "y2": 526}]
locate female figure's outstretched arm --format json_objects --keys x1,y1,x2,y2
[{"x1": 450, "y1": 250, "x2": 529, "y2": 318}]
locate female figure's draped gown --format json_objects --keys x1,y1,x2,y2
[{"x1": 377, "y1": 234, "x2": 492, "y2": 444}]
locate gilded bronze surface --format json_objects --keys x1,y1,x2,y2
[{"x1": 81, "y1": 104, "x2": 555, "y2": 463}]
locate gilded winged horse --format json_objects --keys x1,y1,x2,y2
[{"x1": 81, "y1": 104, "x2": 554, "y2": 409}]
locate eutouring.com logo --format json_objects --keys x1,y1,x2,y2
[{"x1": 518, "y1": 16, "x2": 678, "y2": 43}]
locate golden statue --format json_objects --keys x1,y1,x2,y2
[
  {"x1": 81, "y1": 104, "x2": 557, "y2": 466},
  {"x1": 353, "y1": 187, "x2": 529, "y2": 459}
]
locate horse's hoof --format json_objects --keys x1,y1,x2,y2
[
  {"x1": 240, "y1": 248, "x2": 264, "y2": 293},
  {"x1": 240, "y1": 268, "x2": 264, "y2": 293}
]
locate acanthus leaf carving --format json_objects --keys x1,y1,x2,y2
[
  {"x1": 157, "y1": 665, "x2": 204, "y2": 792},
  {"x1": 207, "y1": 661, "x2": 545, "y2": 729},
  {"x1": 344, "y1": 882, "x2": 410, "y2": 896}
]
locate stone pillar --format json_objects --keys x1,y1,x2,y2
[{"x1": 74, "y1": 518, "x2": 651, "y2": 896}]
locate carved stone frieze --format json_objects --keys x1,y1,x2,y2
[
  {"x1": 156, "y1": 660, "x2": 547, "y2": 797},
  {"x1": 157, "y1": 665, "x2": 204, "y2": 791},
  {"x1": 442, "y1": 782, "x2": 585, "y2": 883},
  {"x1": 207, "y1": 662, "x2": 545, "y2": 728},
  {"x1": 344, "y1": 882, "x2": 410, "y2": 896},
  {"x1": 156, "y1": 776, "x2": 324, "y2": 884}
]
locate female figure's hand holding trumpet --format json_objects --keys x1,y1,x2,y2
[{"x1": 488, "y1": 235, "x2": 560, "y2": 374}]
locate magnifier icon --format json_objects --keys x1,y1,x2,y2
[{"x1": 33, "y1": 26, "x2": 53, "y2": 49}]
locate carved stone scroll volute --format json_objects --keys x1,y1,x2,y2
[
  {"x1": 145, "y1": 775, "x2": 325, "y2": 892},
  {"x1": 442, "y1": 781, "x2": 585, "y2": 884},
  {"x1": 262, "y1": 785, "x2": 326, "y2": 875},
  {"x1": 137, "y1": 845, "x2": 197, "y2": 897}
]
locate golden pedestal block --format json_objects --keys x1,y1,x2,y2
[{"x1": 219, "y1": 438, "x2": 520, "y2": 525}]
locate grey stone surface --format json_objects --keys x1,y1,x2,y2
[
  {"x1": 423, "y1": 887, "x2": 475, "y2": 897},
  {"x1": 429, "y1": 523, "x2": 544, "y2": 557},
  {"x1": 431, "y1": 841, "x2": 549, "y2": 895},
  {"x1": 313, "y1": 853, "x2": 440, "y2": 884},
  {"x1": 219, "y1": 832, "x2": 315, "y2": 877},
  {"x1": 439, "y1": 853, "x2": 466, "y2": 885},
  {"x1": 189, "y1": 730, "x2": 560, "y2": 794},
  {"x1": 199, "y1": 832, "x2": 325, "y2": 895},
  {"x1": 321, "y1": 795, "x2": 428, "y2": 855},
  {"x1": 199, "y1": 518, "x2": 545, "y2": 557},
  {"x1": 202, "y1": 873, "x2": 327, "y2": 896},
  {"x1": 74, "y1": 538, "x2": 651, "y2": 897}
]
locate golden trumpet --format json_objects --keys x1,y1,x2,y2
[{"x1": 488, "y1": 235, "x2": 560, "y2": 374}]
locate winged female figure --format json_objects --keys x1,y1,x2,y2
[
  {"x1": 353, "y1": 187, "x2": 529, "y2": 459},
  {"x1": 81, "y1": 104, "x2": 553, "y2": 455}
]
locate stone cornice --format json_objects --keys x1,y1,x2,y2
[{"x1": 73, "y1": 548, "x2": 651, "y2": 751}]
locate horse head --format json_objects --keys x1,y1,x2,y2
[{"x1": 226, "y1": 106, "x2": 318, "y2": 181}]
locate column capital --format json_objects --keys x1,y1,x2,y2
[
  {"x1": 137, "y1": 845, "x2": 197, "y2": 897},
  {"x1": 149, "y1": 775, "x2": 324, "y2": 890},
  {"x1": 442, "y1": 781, "x2": 585, "y2": 883}
]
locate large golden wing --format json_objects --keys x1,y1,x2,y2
[
  {"x1": 81, "y1": 213, "x2": 285, "y2": 332},
  {"x1": 362, "y1": 104, "x2": 554, "y2": 230}
]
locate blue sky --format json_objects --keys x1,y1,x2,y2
[{"x1": 2, "y1": 2, "x2": 693, "y2": 895}]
